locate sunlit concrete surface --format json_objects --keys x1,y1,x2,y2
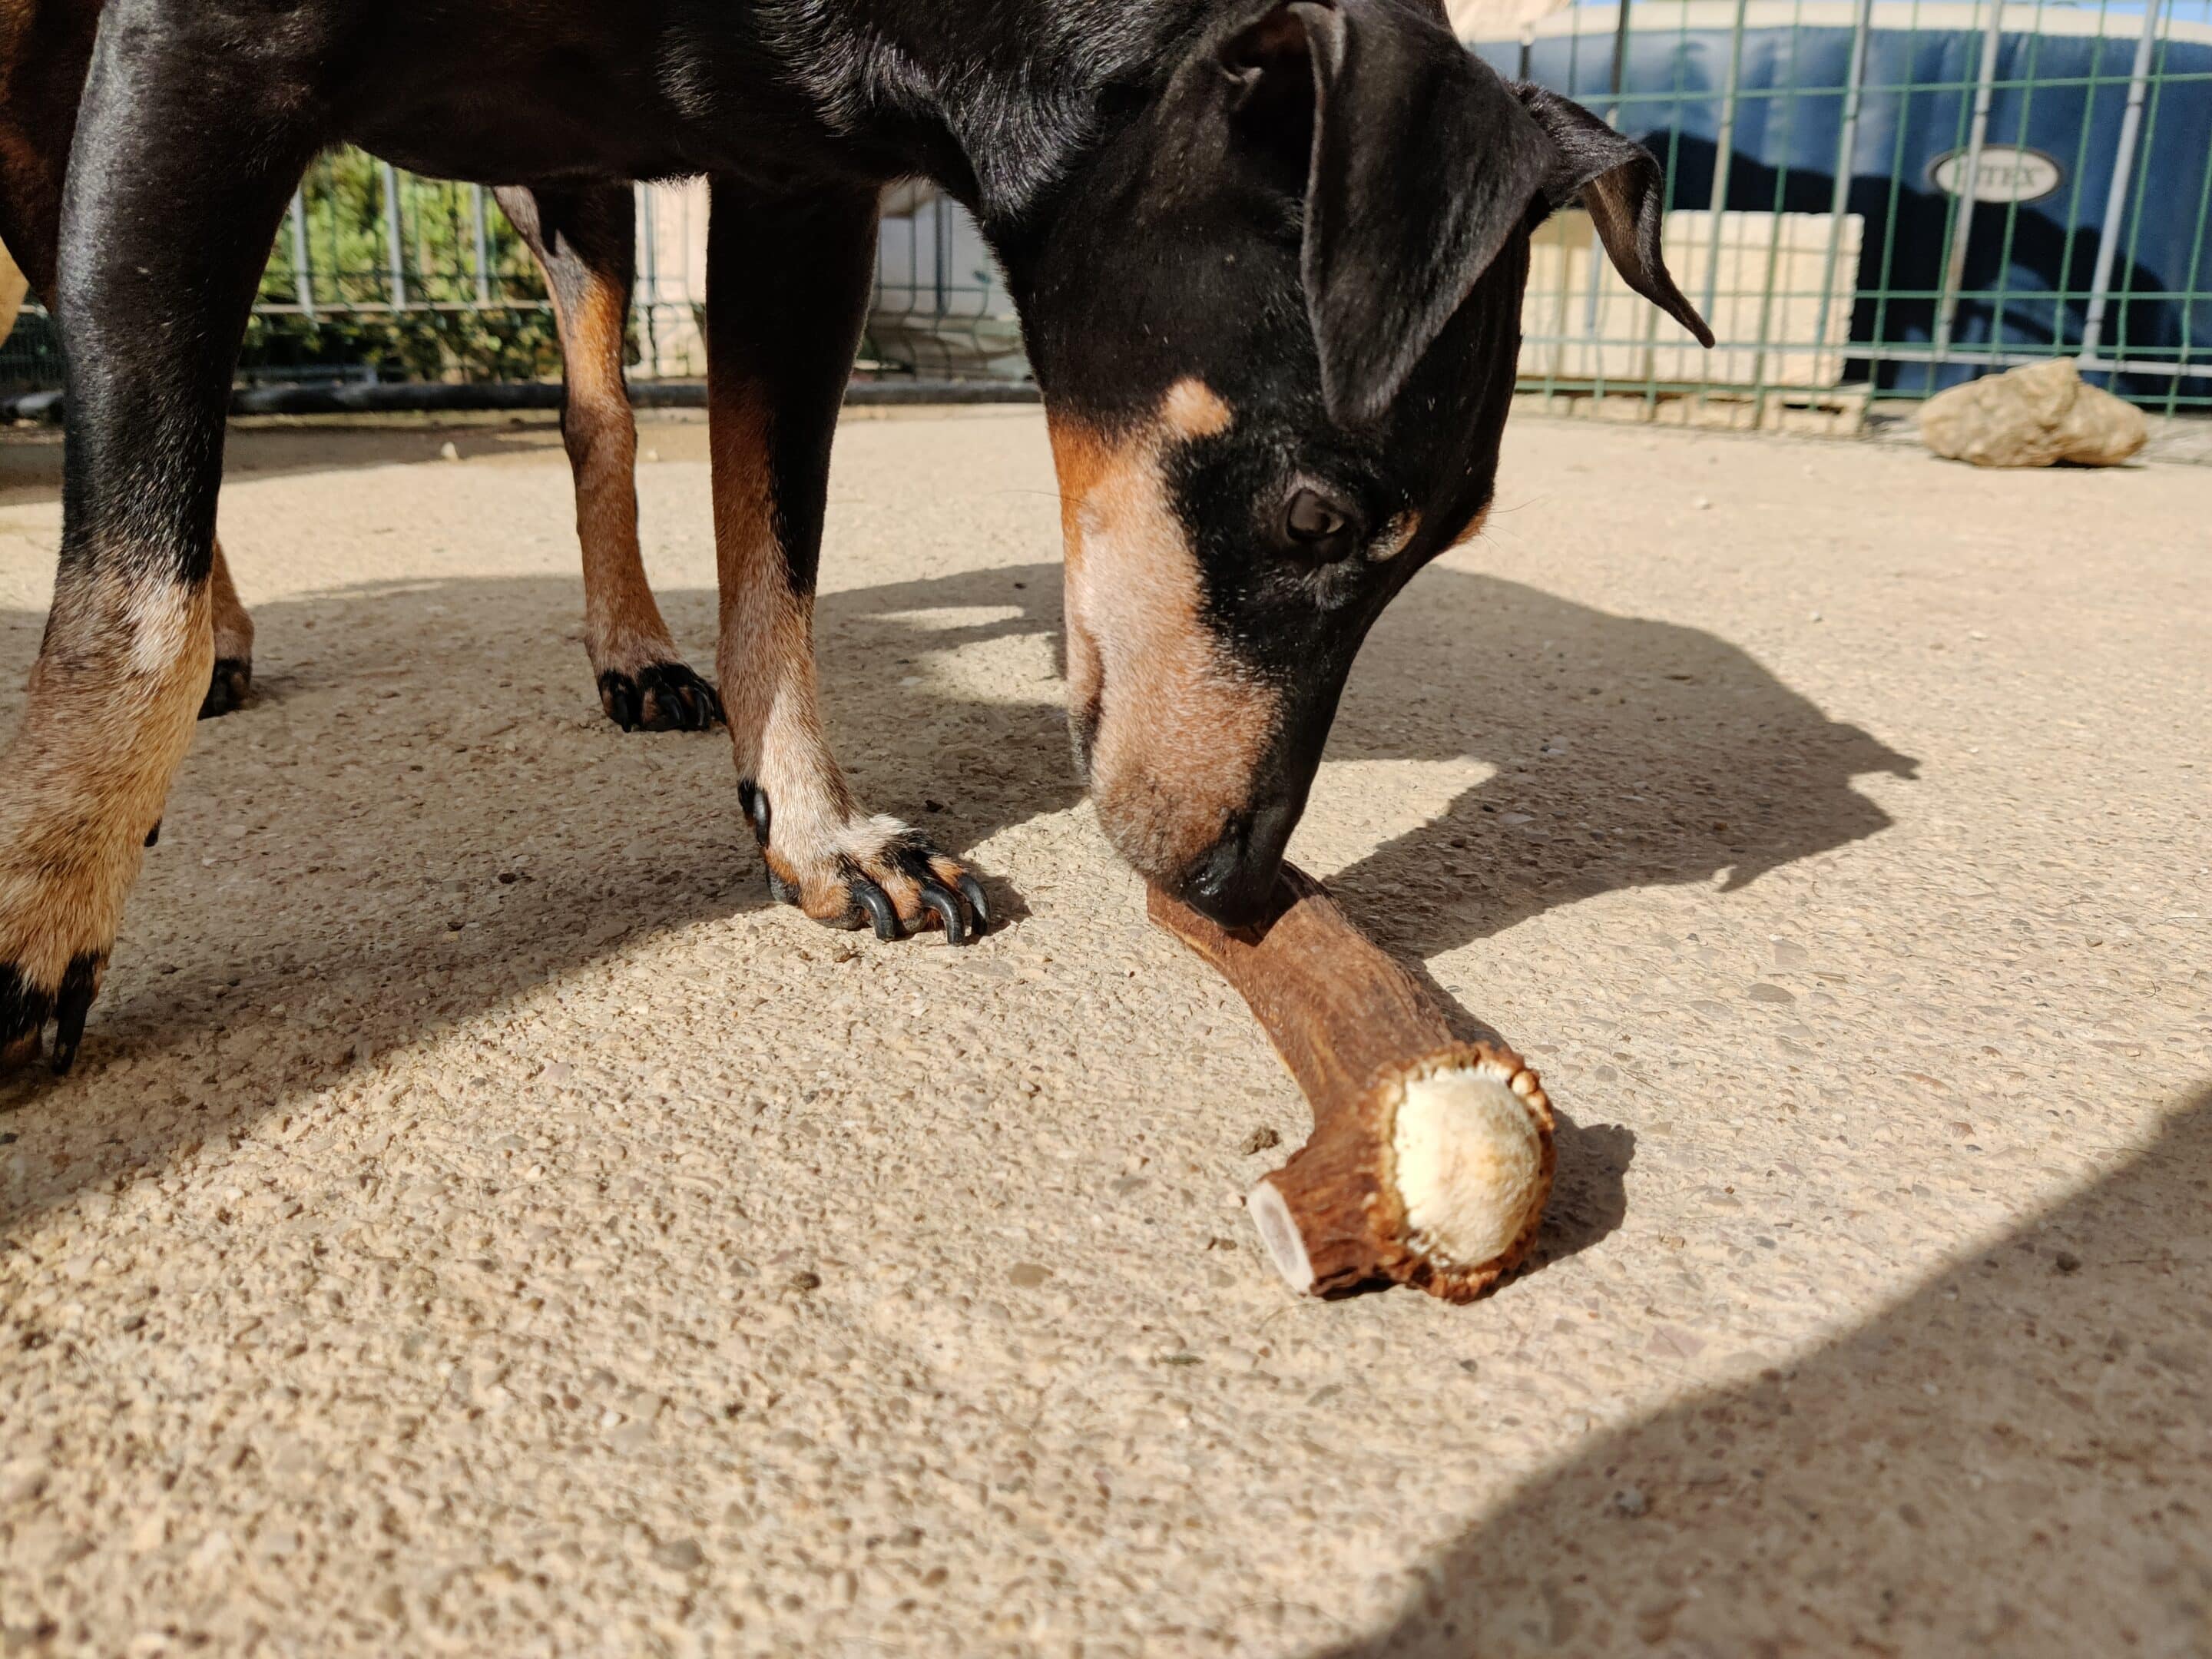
[{"x1": 1, "y1": 407, "x2": 2205, "y2": 1657}]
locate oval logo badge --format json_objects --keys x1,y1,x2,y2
[{"x1": 1929, "y1": 145, "x2": 2064, "y2": 204}]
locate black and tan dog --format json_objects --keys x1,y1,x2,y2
[
  {"x1": 0, "y1": 0, "x2": 1708, "y2": 1069},
  {"x1": 0, "y1": 0, "x2": 720, "y2": 734}
]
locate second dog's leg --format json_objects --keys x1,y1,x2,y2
[
  {"x1": 707, "y1": 180, "x2": 988, "y2": 942},
  {"x1": 497, "y1": 184, "x2": 721, "y2": 733},
  {"x1": 200, "y1": 545, "x2": 255, "y2": 717}
]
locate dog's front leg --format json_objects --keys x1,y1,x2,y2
[
  {"x1": 706, "y1": 180, "x2": 988, "y2": 944},
  {"x1": 0, "y1": 22, "x2": 313, "y2": 1068},
  {"x1": 0, "y1": 41, "x2": 257, "y2": 725}
]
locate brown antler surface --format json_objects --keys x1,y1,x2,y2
[{"x1": 1149, "y1": 865, "x2": 1554, "y2": 1302}]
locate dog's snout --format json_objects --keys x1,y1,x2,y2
[{"x1": 1171, "y1": 800, "x2": 1300, "y2": 929}]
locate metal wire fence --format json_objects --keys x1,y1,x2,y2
[
  {"x1": 2, "y1": 2, "x2": 2205, "y2": 419},
  {"x1": 0, "y1": 163, "x2": 1009, "y2": 393},
  {"x1": 1469, "y1": 0, "x2": 2212, "y2": 422}
]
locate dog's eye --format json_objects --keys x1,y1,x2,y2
[{"x1": 1282, "y1": 488, "x2": 1358, "y2": 560}]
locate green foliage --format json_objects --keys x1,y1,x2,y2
[
  {"x1": 239, "y1": 306, "x2": 567, "y2": 384},
  {"x1": 244, "y1": 149, "x2": 567, "y2": 384}
]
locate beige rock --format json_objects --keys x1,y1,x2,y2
[{"x1": 1919, "y1": 356, "x2": 2147, "y2": 468}]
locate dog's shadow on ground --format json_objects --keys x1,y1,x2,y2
[
  {"x1": 804, "y1": 558, "x2": 1912, "y2": 1276},
  {"x1": 795, "y1": 555, "x2": 1917, "y2": 961},
  {"x1": 0, "y1": 555, "x2": 1913, "y2": 1234}
]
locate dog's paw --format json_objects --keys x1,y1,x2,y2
[
  {"x1": 598, "y1": 663, "x2": 724, "y2": 733},
  {"x1": 198, "y1": 657, "x2": 252, "y2": 720},
  {"x1": 0, "y1": 790, "x2": 161, "y2": 1073},
  {"x1": 0, "y1": 952, "x2": 104, "y2": 1074},
  {"x1": 0, "y1": 847, "x2": 130, "y2": 1072},
  {"x1": 739, "y1": 782, "x2": 991, "y2": 945}
]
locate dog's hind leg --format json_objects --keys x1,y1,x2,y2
[
  {"x1": 0, "y1": 21, "x2": 312, "y2": 1068},
  {"x1": 0, "y1": 0, "x2": 257, "y2": 720},
  {"x1": 197, "y1": 545, "x2": 255, "y2": 716},
  {"x1": 497, "y1": 184, "x2": 721, "y2": 734},
  {"x1": 707, "y1": 180, "x2": 988, "y2": 943}
]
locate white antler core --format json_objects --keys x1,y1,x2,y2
[{"x1": 1389, "y1": 1065, "x2": 1546, "y2": 1270}]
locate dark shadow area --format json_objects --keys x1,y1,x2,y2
[
  {"x1": 1316, "y1": 565, "x2": 1917, "y2": 963},
  {"x1": 1535, "y1": 1114, "x2": 1637, "y2": 1269},
  {"x1": 1318, "y1": 1084, "x2": 2212, "y2": 1657},
  {"x1": 0, "y1": 554, "x2": 1910, "y2": 1230},
  {"x1": 0, "y1": 414, "x2": 627, "y2": 508}
]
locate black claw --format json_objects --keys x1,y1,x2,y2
[
  {"x1": 598, "y1": 671, "x2": 642, "y2": 732},
  {"x1": 648, "y1": 664, "x2": 724, "y2": 731},
  {"x1": 766, "y1": 868, "x2": 803, "y2": 908},
  {"x1": 49, "y1": 952, "x2": 100, "y2": 1075},
  {"x1": 144, "y1": 819, "x2": 162, "y2": 849},
  {"x1": 738, "y1": 781, "x2": 773, "y2": 847},
  {"x1": 955, "y1": 874, "x2": 992, "y2": 932},
  {"x1": 918, "y1": 880, "x2": 968, "y2": 945},
  {"x1": 853, "y1": 877, "x2": 902, "y2": 942},
  {"x1": 604, "y1": 663, "x2": 726, "y2": 734},
  {"x1": 0, "y1": 962, "x2": 50, "y2": 1071},
  {"x1": 198, "y1": 658, "x2": 252, "y2": 720}
]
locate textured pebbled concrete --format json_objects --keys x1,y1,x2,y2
[{"x1": 1, "y1": 409, "x2": 2205, "y2": 1657}]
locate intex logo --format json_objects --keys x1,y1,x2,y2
[{"x1": 1929, "y1": 145, "x2": 2065, "y2": 204}]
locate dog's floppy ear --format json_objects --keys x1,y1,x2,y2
[
  {"x1": 1511, "y1": 81, "x2": 1716, "y2": 348},
  {"x1": 1221, "y1": 0, "x2": 1554, "y2": 427}
]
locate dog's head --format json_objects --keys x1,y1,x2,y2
[{"x1": 1012, "y1": 0, "x2": 1710, "y2": 924}]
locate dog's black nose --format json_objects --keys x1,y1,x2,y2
[{"x1": 1174, "y1": 801, "x2": 1298, "y2": 929}]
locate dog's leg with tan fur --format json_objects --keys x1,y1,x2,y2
[
  {"x1": 497, "y1": 184, "x2": 721, "y2": 734},
  {"x1": 706, "y1": 180, "x2": 988, "y2": 943},
  {"x1": 198, "y1": 545, "x2": 254, "y2": 716},
  {"x1": 0, "y1": 28, "x2": 310, "y2": 1069},
  {"x1": 0, "y1": 3, "x2": 256, "y2": 721}
]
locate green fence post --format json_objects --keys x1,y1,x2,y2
[
  {"x1": 471, "y1": 186, "x2": 492, "y2": 308},
  {"x1": 1701, "y1": 0, "x2": 1751, "y2": 342},
  {"x1": 2078, "y1": 0, "x2": 2164, "y2": 366},
  {"x1": 288, "y1": 190, "x2": 315, "y2": 324},
  {"x1": 1932, "y1": 0, "x2": 2007, "y2": 362},
  {"x1": 379, "y1": 161, "x2": 409, "y2": 312}
]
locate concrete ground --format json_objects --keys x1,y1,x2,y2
[{"x1": 0, "y1": 407, "x2": 2205, "y2": 1658}]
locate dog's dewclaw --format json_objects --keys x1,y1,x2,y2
[{"x1": 1147, "y1": 864, "x2": 1555, "y2": 1303}]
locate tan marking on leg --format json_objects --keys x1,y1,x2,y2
[
  {"x1": 1046, "y1": 386, "x2": 1278, "y2": 882},
  {"x1": 710, "y1": 382, "x2": 922, "y2": 921},
  {"x1": 207, "y1": 540, "x2": 254, "y2": 666},
  {"x1": 0, "y1": 565, "x2": 211, "y2": 992},
  {"x1": 551, "y1": 261, "x2": 680, "y2": 681}
]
